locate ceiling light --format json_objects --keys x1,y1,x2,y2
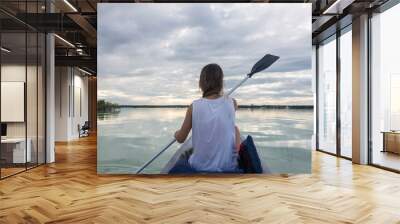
[
  {"x1": 78, "y1": 67, "x2": 92, "y2": 76},
  {"x1": 1, "y1": 47, "x2": 11, "y2": 53},
  {"x1": 323, "y1": 0, "x2": 355, "y2": 15},
  {"x1": 54, "y1": 34, "x2": 75, "y2": 48},
  {"x1": 63, "y1": 0, "x2": 78, "y2": 12},
  {"x1": 76, "y1": 48, "x2": 84, "y2": 55}
]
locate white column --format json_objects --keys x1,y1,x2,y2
[
  {"x1": 46, "y1": 33, "x2": 55, "y2": 163},
  {"x1": 45, "y1": 1, "x2": 55, "y2": 163},
  {"x1": 352, "y1": 14, "x2": 369, "y2": 164},
  {"x1": 55, "y1": 67, "x2": 73, "y2": 141}
]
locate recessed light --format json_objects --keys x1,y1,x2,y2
[
  {"x1": 1, "y1": 47, "x2": 11, "y2": 53},
  {"x1": 54, "y1": 34, "x2": 75, "y2": 48},
  {"x1": 63, "y1": 0, "x2": 78, "y2": 12},
  {"x1": 322, "y1": 0, "x2": 354, "y2": 15},
  {"x1": 78, "y1": 67, "x2": 92, "y2": 76}
]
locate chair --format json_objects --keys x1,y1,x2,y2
[{"x1": 79, "y1": 121, "x2": 90, "y2": 138}]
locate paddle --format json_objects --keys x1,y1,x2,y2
[{"x1": 136, "y1": 54, "x2": 279, "y2": 174}]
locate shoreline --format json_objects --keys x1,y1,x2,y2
[{"x1": 117, "y1": 105, "x2": 313, "y2": 109}]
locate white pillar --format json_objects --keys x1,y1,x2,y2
[
  {"x1": 352, "y1": 14, "x2": 369, "y2": 164},
  {"x1": 55, "y1": 67, "x2": 73, "y2": 141},
  {"x1": 46, "y1": 1, "x2": 55, "y2": 163},
  {"x1": 46, "y1": 33, "x2": 55, "y2": 163}
]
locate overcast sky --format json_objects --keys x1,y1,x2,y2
[{"x1": 98, "y1": 3, "x2": 312, "y2": 105}]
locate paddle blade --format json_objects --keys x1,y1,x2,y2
[{"x1": 248, "y1": 54, "x2": 279, "y2": 77}]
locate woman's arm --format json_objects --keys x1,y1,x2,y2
[
  {"x1": 233, "y1": 98, "x2": 241, "y2": 151},
  {"x1": 174, "y1": 104, "x2": 193, "y2": 143},
  {"x1": 235, "y1": 126, "x2": 241, "y2": 152},
  {"x1": 232, "y1": 98, "x2": 238, "y2": 111}
]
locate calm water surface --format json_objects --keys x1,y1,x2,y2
[{"x1": 98, "y1": 108, "x2": 313, "y2": 174}]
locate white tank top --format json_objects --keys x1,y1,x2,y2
[{"x1": 189, "y1": 96, "x2": 238, "y2": 172}]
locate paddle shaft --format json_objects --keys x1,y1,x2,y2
[
  {"x1": 226, "y1": 76, "x2": 249, "y2": 96},
  {"x1": 136, "y1": 138, "x2": 176, "y2": 174},
  {"x1": 136, "y1": 74, "x2": 251, "y2": 174}
]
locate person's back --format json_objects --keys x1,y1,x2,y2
[
  {"x1": 173, "y1": 63, "x2": 241, "y2": 173},
  {"x1": 190, "y1": 96, "x2": 238, "y2": 172}
]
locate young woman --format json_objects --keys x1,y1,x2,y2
[{"x1": 173, "y1": 63, "x2": 241, "y2": 173}]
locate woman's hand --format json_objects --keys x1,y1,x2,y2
[{"x1": 174, "y1": 130, "x2": 181, "y2": 142}]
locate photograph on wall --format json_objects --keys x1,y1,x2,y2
[{"x1": 97, "y1": 3, "x2": 313, "y2": 174}]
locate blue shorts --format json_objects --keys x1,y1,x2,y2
[
  {"x1": 168, "y1": 154, "x2": 243, "y2": 174},
  {"x1": 169, "y1": 155, "x2": 197, "y2": 174}
]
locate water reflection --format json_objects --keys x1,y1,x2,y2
[{"x1": 98, "y1": 108, "x2": 313, "y2": 174}]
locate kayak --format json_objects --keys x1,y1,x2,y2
[
  {"x1": 161, "y1": 135, "x2": 270, "y2": 174},
  {"x1": 161, "y1": 136, "x2": 193, "y2": 174},
  {"x1": 135, "y1": 54, "x2": 280, "y2": 175}
]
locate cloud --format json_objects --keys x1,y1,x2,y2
[{"x1": 98, "y1": 3, "x2": 312, "y2": 105}]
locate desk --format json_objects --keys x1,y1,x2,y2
[
  {"x1": 382, "y1": 131, "x2": 400, "y2": 154},
  {"x1": 1, "y1": 138, "x2": 31, "y2": 163}
]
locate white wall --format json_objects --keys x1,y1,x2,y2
[
  {"x1": 55, "y1": 67, "x2": 89, "y2": 141},
  {"x1": 1, "y1": 65, "x2": 32, "y2": 138},
  {"x1": 1, "y1": 63, "x2": 47, "y2": 164},
  {"x1": 70, "y1": 73, "x2": 89, "y2": 138},
  {"x1": 55, "y1": 66, "x2": 69, "y2": 141},
  {"x1": 1, "y1": 82, "x2": 25, "y2": 122},
  {"x1": 1, "y1": 65, "x2": 26, "y2": 131}
]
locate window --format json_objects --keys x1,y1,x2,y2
[
  {"x1": 317, "y1": 35, "x2": 337, "y2": 154},
  {"x1": 370, "y1": 3, "x2": 400, "y2": 171},
  {"x1": 0, "y1": 1, "x2": 46, "y2": 179},
  {"x1": 339, "y1": 26, "x2": 352, "y2": 158}
]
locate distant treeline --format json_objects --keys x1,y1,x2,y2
[
  {"x1": 118, "y1": 105, "x2": 313, "y2": 109},
  {"x1": 98, "y1": 100, "x2": 120, "y2": 112}
]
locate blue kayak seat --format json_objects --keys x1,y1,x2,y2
[{"x1": 238, "y1": 135, "x2": 263, "y2": 173}]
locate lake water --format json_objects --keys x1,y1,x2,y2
[{"x1": 97, "y1": 108, "x2": 313, "y2": 174}]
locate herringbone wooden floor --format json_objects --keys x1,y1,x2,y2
[{"x1": 1, "y1": 135, "x2": 400, "y2": 224}]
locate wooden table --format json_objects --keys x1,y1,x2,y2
[{"x1": 382, "y1": 131, "x2": 400, "y2": 154}]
